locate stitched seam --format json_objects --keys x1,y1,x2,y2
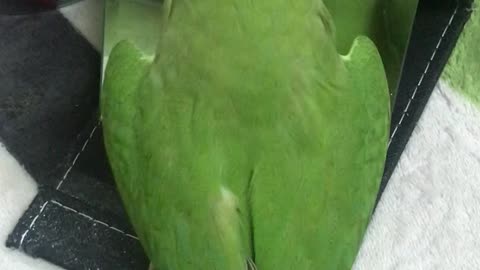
[
  {"x1": 388, "y1": 6, "x2": 458, "y2": 147},
  {"x1": 19, "y1": 120, "x2": 103, "y2": 248},
  {"x1": 56, "y1": 122, "x2": 100, "y2": 190},
  {"x1": 19, "y1": 201, "x2": 49, "y2": 247},
  {"x1": 50, "y1": 200, "x2": 139, "y2": 240}
]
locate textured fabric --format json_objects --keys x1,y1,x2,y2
[
  {"x1": 0, "y1": 1, "x2": 102, "y2": 269},
  {"x1": 0, "y1": 145, "x2": 62, "y2": 270},
  {"x1": 61, "y1": 0, "x2": 104, "y2": 52},
  {"x1": 354, "y1": 82, "x2": 480, "y2": 269}
]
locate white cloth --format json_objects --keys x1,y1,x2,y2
[
  {"x1": 0, "y1": 145, "x2": 62, "y2": 270},
  {"x1": 1, "y1": 1, "x2": 479, "y2": 268},
  {"x1": 353, "y1": 83, "x2": 480, "y2": 270},
  {"x1": 61, "y1": 0, "x2": 104, "y2": 52}
]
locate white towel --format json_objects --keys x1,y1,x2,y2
[{"x1": 353, "y1": 83, "x2": 480, "y2": 270}]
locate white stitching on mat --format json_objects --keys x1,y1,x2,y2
[
  {"x1": 50, "y1": 200, "x2": 139, "y2": 240},
  {"x1": 19, "y1": 201, "x2": 50, "y2": 247},
  {"x1": 56, "y1": 122, "x2": 100, "y2": 190},
  {"x1": 18, "y1": 120, "x2": 136, "y2": 248},
  {"x1": 388, "y1": 6, "x2": 458, "y2": 147}
]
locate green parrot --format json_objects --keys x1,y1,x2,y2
[
  {"x1": 323, "y1": 0, "x2": 419, "y2": 98},
  {"x1": 101, "y1": 1, "x2": 390, "y2": 269}
]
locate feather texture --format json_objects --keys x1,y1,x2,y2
[{"x1": 102, "y1": 1, "x2": 390, "y2": 269}]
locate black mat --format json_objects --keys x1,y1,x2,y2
[
  {"x1": 378, "y1": 0, "x2": 474, "y2": 202},
  {"x1": 2, "y1": 0, "x2": 474, "y2": 269}
]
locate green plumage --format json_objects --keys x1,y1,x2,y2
[
  {"x1": 101, "y1": 1, "x2": 390, "y2": 269},
  {"x1": 323, "y1": 0, "x2": 418, "y2": 95}
]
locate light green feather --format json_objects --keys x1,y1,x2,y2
[{"x1": 102, "y1": 1, "x2": 390, "y2": 269}]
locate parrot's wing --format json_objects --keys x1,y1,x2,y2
[
  {"x1": 333, "y1": 35, "x2": 391, "y2": 265},
  {"x1": 103, "y1": 41, "x2": 252, "y2": 270},
  {"x1": 101, "y1": 40, "x2": 153, "y2": 240},
  {"x1": 252, "y1": 36, "x2": 390, "y2": 270},
  {"x1": 342, "y1": 36, "x2": 391, "y2": 130},
  {"x1": 102, "y1": 5, "x2": 389, "y2": 270},
  {"x1": 131, "y1": 64, "x2": 253, "y2": 270}
]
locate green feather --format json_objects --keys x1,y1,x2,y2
[{"x1": 102, "y1": 1, "x2": 390, "y2": 269}]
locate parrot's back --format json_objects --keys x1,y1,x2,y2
[{"x1": 101, "y1": 1, "x2": 390, "y2": 269}]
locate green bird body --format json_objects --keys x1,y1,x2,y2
[{"x1": 101, "y1": 1, "x2": 390, "y2": 269}]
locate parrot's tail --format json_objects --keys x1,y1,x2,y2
[
  {"x1": 247, "y1": 258, "x2": 258, "y2": 270},
  {"x1": 148, "y1": 260, "x2": 258, "y2": 270}
]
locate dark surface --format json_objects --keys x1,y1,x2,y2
[
  {"x1": 0, "y1": 0, "x2": 80, "y2": 15},
  {"x1": 7, "y1": 186, "x2": 147, "y2": 270},
  {"x1": 2, "y1": 0, "x2": 474, "y2": 269},
  {"x1": 1, "y1": 7, "x2": 149, "y2": 270},
  {"x1": 378, "y1": 0, "x2": 474, "y2": 204},
  {"x1": 0, "y1": 10, "x2": 100, "y2": 188}
]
